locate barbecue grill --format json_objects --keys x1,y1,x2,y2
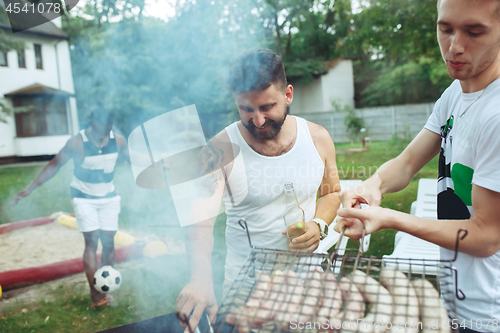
[{"x1": 210, "y1": 220, "x2": 466, "y2": 333}]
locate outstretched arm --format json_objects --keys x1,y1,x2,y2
[
  {"x1": 334, "y1": 129, "x2": 441, "y2": 238},
  {"x1": 176, "y1": 137, "x2": 228, "y2": 331},
  {"x1": 336, "y1": 184, "x2": 500, "y2": 257},
  {"x1": 337, "y1": 112, "x2": 500, "y2": 255},
  {"x1": 343, "y1": 128, "x2": 441, "y2": 208},
  {"x1": 14, "y1": 136, "x2": 77, "y2": 206}
]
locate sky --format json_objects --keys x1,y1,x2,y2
[
  {"x1": 143, "y1": 0, "x2": 176, "y2": 20},
  {"x1": 141, "y1": 0, "x2": 364, "y2": 21}
]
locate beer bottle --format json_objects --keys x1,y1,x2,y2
[{"x1": 283, "y1": 182, "x2": 307, "y2": 242}]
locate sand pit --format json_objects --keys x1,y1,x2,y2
[{"x1": 0, "y1": 222, "x2": 116, "y2": 272}]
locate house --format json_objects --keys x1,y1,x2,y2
[
  {"x1": 0, "y1": 16, "x2": 78, "y2": 160},
  {"x1": 289, "y1": 59, "x2": 354, "y2": 114}
]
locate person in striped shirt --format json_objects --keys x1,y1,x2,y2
[{"x1": 15, "y1": 109, "x2": 129, "y2": 307}]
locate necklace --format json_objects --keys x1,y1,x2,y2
[
  {"x1": 88, "y1": 128, "x2": 107, "y2": 154},
  {"x1": 460, "y1": 73, "x2": 500, "y2": 117}
]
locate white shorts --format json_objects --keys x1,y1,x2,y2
[{"x1": 71, "y1": 196, "x2": 121, "y2": 233}]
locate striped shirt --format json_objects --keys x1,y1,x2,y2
[{"x1": 70, "y1": 129, "x2": 118, "y2": 199}]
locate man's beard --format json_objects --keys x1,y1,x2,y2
[{"x1": 243, "y1": 107, "x2": 288, "y2": 140}]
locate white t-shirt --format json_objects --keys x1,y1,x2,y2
[{"x1": 425, "y1": 79, "x2": 500, "y2": 331}]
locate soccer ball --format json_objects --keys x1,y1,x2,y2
[{"x1": 93, "y1": 265, "x2": 122, "y2": 293}]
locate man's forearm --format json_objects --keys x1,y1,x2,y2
[
  {"x1": 29, "y1": 161, "x2": 62, "y2": 192},
  {"x1": 373, "y1": 157, "x2": 416, "y2": 195},
  {"x1": 370, "y1": 129, "x2": 441, "y2": 196},
  {"x1": 315, "y1": 192, "x2": 340, "y2": 225},
  {"x1": 386, "y1": 210, "x2": 500, "y2": 257},
  {"x1": 187, "y1": 222, "x2": 215, "y2": 282}
]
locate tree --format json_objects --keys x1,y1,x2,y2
[
  {"x1": 64, "y1": 0, "x2": 452, "y2": 129},
  {"x1": 282, "y1": 0, "x2": 355, "y2": 83},
  {"x1": 348, "y1": 0, "x2": 452, "y2": 107},
  {"x1": 64, "y1": 0, "x2": 268, "y2": 136}
]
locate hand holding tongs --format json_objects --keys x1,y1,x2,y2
[{"x1": 191, "y1": 313, "x2": 214, "y2": 333}]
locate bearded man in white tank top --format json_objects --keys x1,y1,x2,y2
[{"x1": 175, "y1": 48, "x2": 341, "y2": 331}]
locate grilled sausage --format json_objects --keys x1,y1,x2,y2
[
  {"x1": 341, "y1": 270, "x2": 393, "y2": 333},
  {"x1": 275, "y1": 270, "x2": 304, "y2": 329},
  {"x1": 254, "y1": 270, "x2": 286, "y2": 324},
  {"x1": 296, "y1": 269, "x2": 324, "y2": 324},
  {"x1": 338, "y1": 276, "x2": 366, "y2": 322},
  {"x1": 317, "y1": 272, "x2": 343, "y2": 331},
  {"x1": 225, "y1": 273, "x2": 272, "y2": 331},
  {"x1": 411, "y1": 279, "x2": 450, "y2": 333},
  {"x1": 379, "y1": 268, "x2": 419, "y2": 333}
]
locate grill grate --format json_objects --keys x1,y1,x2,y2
[{"x1": 211, "y1": 222, "x2": 464, "y2": 333}]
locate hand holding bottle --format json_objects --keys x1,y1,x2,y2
[
  {"x1": 282, "y1": 221, "x2": 321, "y2": 252},
  {"x1": 283, "y1": 221, "x2": 307, "y2": 241}
]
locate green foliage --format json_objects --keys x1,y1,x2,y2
[
  {"x1": 0, "y1": 7, "x2": 24, "y2": 53},
  {"x1": 344, "y1": 108, "x2": 364, "y2": 141},
  {"x1": 349, "y1": 0, "x2": 451, "y2": 107},
  {"x1": 0, "y1": 99, "x2": 12, "y2": 123},
  {"x1": 0, "y1": 7, "x2": 25, "y2": 123},
  {"x1": 61, "y1": 0, "x2": 451, "y2": 121},
  {"x1": 352, "y1": 0, "x2": 440, "y2": 62},
  {"x1": 280, "y1": 0, "x2": 355, "y2": 81},
  {"x1": 63, "y1": 0, "x2": 266, "y2": 136},
  {"x1": 285, "y1": 60, "x2": 326, "y2": 84},
  {"x1": 358, "y1": 57, "x2": 452, "y2": 107},
  {"x1": 336, "y1": 101, "x2": 364, "y2": 143}
]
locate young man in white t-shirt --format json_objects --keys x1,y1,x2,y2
[{"x1": 335, "y1": 0, "x2": 500, "y2": 331}]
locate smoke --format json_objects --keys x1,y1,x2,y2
[
  {"x1": 70, "y1": 0, "x2": 269, "y2": 136},
  {"x1": 65, "y1": 0, "x2": 270, "y2": 322},
  {"x1": 0, "y1": 0, "x2": 273, "y2": 327}
]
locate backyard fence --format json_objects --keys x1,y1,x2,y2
[
  {"x1": 200, "y1": 102, "x2": 435, "y2": 143},
  {"x1": 294, "y1": 102, "x2": 435, "y2": 143}
]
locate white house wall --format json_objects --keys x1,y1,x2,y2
[
  {"x1": 0, "y1": 117, "x2": 16, "y2": 156},
  {"x1": 290, "y1": 77, "x2": 324, "y2": 114},
  {"x1": 321, "y1": 60, "x2": 354, "y2": 110},
  {"x1": 0, "y1": 25, "x2": 79, "y2": 158},
  {"x1": 0, "y1": 34, "x2": 75, "y2": 94},
  {"x1": 15, "y1": 135, "x2": 71, "y2": 156},
  {"x1": 289, "y1": 59, "x2": 354, "y2": 115}
]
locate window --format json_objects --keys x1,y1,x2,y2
[
  {"x1": 34, "y1": 44, "x2": 43, "y2": 69},
  {"x1": 13, "y1": 96, "x2": 69, "y2": 137},
  {"x1": 17, "y1": 49, "x2": 26, "y2": 68},
  {"x1": 0, "y1": 51, "x2": 7, "y2": 67}
]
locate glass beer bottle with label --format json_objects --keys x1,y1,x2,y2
[{"x1": 283, "y1": 182, "x2": 307, "y2": 242}]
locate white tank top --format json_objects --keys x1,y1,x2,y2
[{"x1": 223, "y1": 116, "x2": 325, "y2": 282}]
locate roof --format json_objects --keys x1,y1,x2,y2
[
  {"x1": 0, "y1": 5, "x2": 68, "y2": 40},
  {"x1": 4, "y1": 83, "x2": 74, "y2": 97}
]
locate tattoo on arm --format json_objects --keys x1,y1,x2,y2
[{"x1": 196, "y1": 142, "x2": 225, "y2": 198}]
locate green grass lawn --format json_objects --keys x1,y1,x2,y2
[
  {"x1": 1, "y1": 255, "x2": 189, "y2": 333},
  {"x1": 0, "y1": 138, "x2": 438, "y2": 332},
  {"x1": 334, "y1": 138, "x2": 438, "y2": 256}
]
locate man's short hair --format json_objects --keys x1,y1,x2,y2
[
  {"x1": 90, "y1": 108, "x2": 114, "y2": 126},
  {"x1": 437, "y1": 0, "x2": 500, "y2": 18},
  {"x1": 227, "y1": 48, "x2": 287, "y2": 93}
]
